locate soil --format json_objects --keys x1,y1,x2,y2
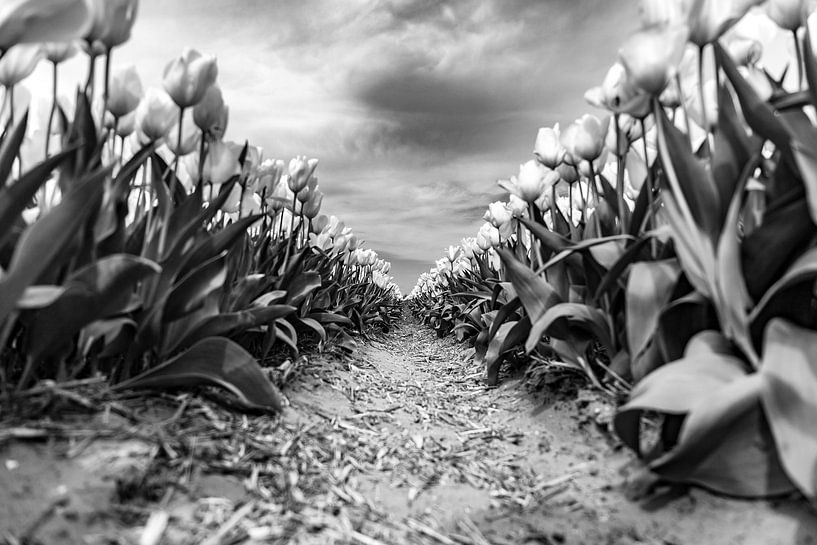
[{"x1": 1, "y1": 315, "x2": 816, "y2": 544}]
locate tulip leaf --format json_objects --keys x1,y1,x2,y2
[
  {"x1": 489, "y1": 297, "x2": 522, "y2": 339},
  {"x1": 497, "y1": 248, "x2": 561, "y2": 324},
  {"x1": 615, "y1": 329, "x2": 793, "y2": 497},
  {"x1": 24, "y1": 255, "x2": 161, "y2": 364},
  {"x1": 714, "y1": 42, "x2": 792, "y2": 159},
  {"x1": 760, "y1": 319, "x2": 817, "y2": 499},
  {"x1": 659, "y1": 192, "x2": 714, "y2": 299},
  {"x1": 174, "y1": 304, "x2": 296, "y2": 350},
  {"x1": 626, "y1": 259, "x2": 681, "y2": 370},
  {"x1": 16, "y1": 286, "x2": 66, "y2": 309},
  {"x1": 525, "y1": 302, "x2": 611, "y2": 354},
  {"x1": 804, "y1": 23, "x2": 817, "y2": 111},
  {"x1": 79, "y1": 318, "x2": 137, "y2": 358},
  {"x1": 285, "y1": 271, "x2": 321, "y2": 307},
  {"x1": 113, "y1": 336, "x2": 284, "y2": 412},
  {"x1": 791, "y1": 137, "x2": 817, "y2": 226},
  {"x1": 656, "y1": 106, "x2": 722, "y2": 236},
  {"x1": 0, "y1": 167, "x2": 109, "y2": 326},
  {"x1": 0, "y1": 111, "x2": 28, "y2": 189},
  {"x1": 741, "y1": 186, "x2": 814, "y2": 300},
  {"x1": 163, "y1": 252, "x2": 228, "y2": 322},
  {"x1": 714, "y1": 179, "x2": 757, "y2": 367},
  {"x1": 655, "y1": 291, "x2": 719, "y2": 363},
  {"x1": 485, "y1": 317, "x2": 530, "y2": 386},
  {"x1": 0, "y1": 146, "x2": 77, "y2": 248},
  {"x1": 179, "y1": 214, "x2": 262, "y2": 278}
]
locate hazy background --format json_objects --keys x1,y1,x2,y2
[{"x1": 30, "y1": 0, "x2": 642, "y2": 292}]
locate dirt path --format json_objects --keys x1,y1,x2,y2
[{"x1": 2, "y1": 316, "x2": 817, "y2": 544}]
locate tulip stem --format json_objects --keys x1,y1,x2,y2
[
  {"x1": 197, "y1": 133, "x2": 207, "y2": 190},
  {"x1": 614, "y1": 114, "x2": 628, "y2": 234},
  {"x1": 172, "y1": 107, "x2": 185, "y2": 195},
  {"x1": 587, "y1": 162, "x2": 602, "y2": 238},
  {"x1": 281, "y1": 192, "x2": 299, "y2": 273},
  {"x1": 675, "y1": 73, "x2": 693, "y2": 151},
  {"x1": 793, "y1": 29, "x2": 804, "y2": 91},
  {"x1": 103, "y1": 48, "x2": 112, "y2": 123},
  {"x1": 45, "y1": 62, "x2": 59, "y2": 159},
  {"x1": 84, "y1": 47, "x2": 96, "y2": 100},
  {"x1": 640, "y1": 117, "x2": 657, "y2": 257}
]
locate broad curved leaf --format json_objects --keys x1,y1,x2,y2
[
  {"x1": 114, "y1": 336, "x2": 283, "y2": 411},
  {"x1": 760, "y1": 319, "x2": 817, "y2": 499}
]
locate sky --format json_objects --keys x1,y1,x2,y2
[{"x1": 28, "y1": 0, "x2": 642, "y2": 292}]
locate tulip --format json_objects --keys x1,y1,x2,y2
[
  {"x1": 43, "y1": 42, "x2": 79, "y2": 64},
  {"x1": 556, "y1": 162, "x2": 579, "y2": 184},
  {"x1": 163, "y1": 48, "x2": 218, "y2": 109},
  {"x1": 298, "y1": 175, "x2": 319, "y2": 203},
  {"x1": 767, "y1": 0, "x2": 809, "y2": 30},
  {"x1": 0, "y1": 0, "x2": 93, "y2": 52},
  {"x1": 193, "y1": 83, "x2": 228, "y2": 138},
  {"x1": 484, "y1": 201, "x2": 513, "y2": 228},
  {"x1": 618, "y1": 24, "x2": 688, "y2": 95},
  {"x1": 116, "y1": 110, "x2": 136, "y2": 137},
  {"x1": 86, "y1": 0, "x2": 138, "y2": 49},
  {"x1": 312, "y1": 214, "x2": 329, "y2": 233},
  {"x1": 135, "y1": 87, "x2": 177, "y2": 141},
  {"x1": 560, "y1": 114, "x2": 608, "y2": 163},
  {"x1": 202, "y1": 140, "x2": 240, "y2": 185},
  {"x1": 288, "y1": 156, "x2": 318, "y2": 193},
  {"x1": 107, "y1": 64, "x2": 142, "y2": 118},
  {"x1": 534, "y1": 124, "x2": 567, "y2": 168},
  {"x1": 302, "y1": 190, "x2": 323, "y2": 219},
  {"x1": 0, "y1": 44, "x2": 42, "y2": 87},
  {"x1": 687, "y1": 0, "x2": 765, "y2": 46},
  {"x1": 310, "y1": 232, "x2": 333, "y2": 251},
  {"x1": 727, "y1": 36, "x2": 762, "y2": 66},
  {"x1": 508, "y1": 194, "x2": 528, "y2": 218},
  {"x1": 584, "y1": 62, "x2": 652, "y2": 117},
  {"x1": 638, "y1": 0, "x2": 686, "y2": 27}
]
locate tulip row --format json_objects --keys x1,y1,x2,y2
[
  {"x1": 411, "y1": 0, "x2": 817, "y2": 501},
  {"x1": 0, "y1": 0, "x2": 402, "y2": 411}
]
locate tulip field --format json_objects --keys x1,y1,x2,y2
[
  {"x1": 3, "y1": 0, "x2": 817, "y2": 543},
  {"x1": 410, "y1": 0, "x2": 817, "y2": 503}
]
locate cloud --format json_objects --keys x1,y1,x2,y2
[{"x1": 23, "y1": 0, "x2": 641, "y2": 290}]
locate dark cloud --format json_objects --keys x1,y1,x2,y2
[{"x1": 127, "y1": 0, "x2": 640, "y2": 289}]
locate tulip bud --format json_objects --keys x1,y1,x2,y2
[
  {"x1": 766, "y1": 0, "x2": 805, "y2": 30},
  {"x1": 534, "y1": 124, "x2": 567, "y2": 168},
  {"x1": 556, "y1": 162, "x2": 579, "y2": 184},
  {"x1": 302, "y1": 190, "x2": 323, "y2": 219},
  {"x1": 516, "y1": 160, "x2": 550, "y2": 202},
  {"x1": 688, "y1": 0, "x2": 764, "y2": 46},
  {"x1": 43, "y1": 42, "x2": 79, "y2": 64},
  {"x1": 477, "y1": 222, "x2": 500, "y2": 249},
  {"x1": 727, "y1": 37, "x2": 762, "y2": 66},
  {"x1": 0, "y1": 44, "x2": 43, "y2": 87},
  {"x1": 298, "y1": 175, "x2": 318, "y2": 203},
  {"x1": 107, "y1": 64, "x2": 142, "y2": 118},
  {"x1": 618, "y1": 24, "x2": 688, "y2": 95},
  {"x1": 202, "y1": 140, "x2": 241, "y2": 185},
  {"x1": 638, "y1": 0, "x2": 686, "y2": 27},
  {"x1": 560, "y1": 114, "x2": 608, "y2": 163},
  {"x1": 116, "y1": 110, "x2": 136, "y2": 137},
  {"x1": 162, "y1": 47, "x2": 218, "y2": 109},
  {"x1": 584, "y1": 62, "x2": 651, "y2": 117},
  {"x1": 484, "y1": 201, "x2": 513, "y2": 228},
  {"x1": 135, "y1": 87, "x2": 177, "y2": 141},
  {"x1": 508, "y1": 194, "x2": 528, "y2": 218},
  {"x1": 313, "y1": 214, "x2": 329, "y2": 233},
  {"x1": 288, "y1": 156, "x2": 318, "y2": 193},
  {"x1": 0, "y1": 0, "x2": 92, "y2": 52},
  {"x1": 193, "y1": 83, "x2": 228, "y2": 137},
  {"x1": 87, "y1": 0, "x2": 138, "y2": 49}
]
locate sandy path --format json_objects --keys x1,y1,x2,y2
[{"x1": 2, "y1": 316, "x2": 816, "y2": 544}]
